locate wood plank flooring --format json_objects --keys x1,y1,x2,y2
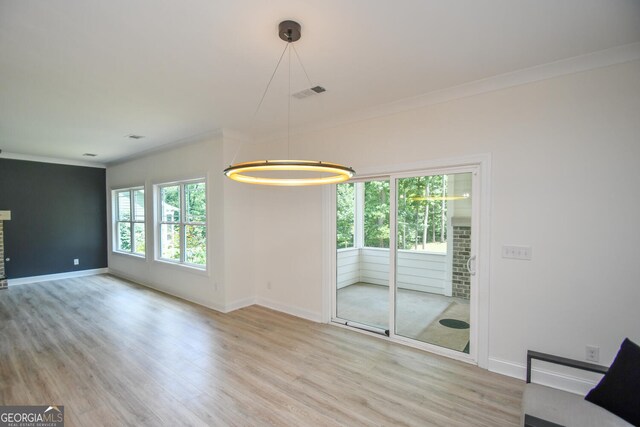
[{"x1": 0, "y1": 275, "x2": 523, "y2": 426}]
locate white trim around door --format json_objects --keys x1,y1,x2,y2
[{"x1": 322, "y1": 153, "x2": 492, "y2": 368}]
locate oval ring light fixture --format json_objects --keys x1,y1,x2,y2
[
  {"x1": 224, "y1": 160, "x2": 354, "y2": 186},
  {"x1": 224, "y1": 20, "x2": 355, "y2": 186}
]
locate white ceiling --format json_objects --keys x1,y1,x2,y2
[{"x1": 1, "y1": 0, "x2": 639, "y2": 164}]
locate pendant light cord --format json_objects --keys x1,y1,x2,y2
[
  {"x1": 253, "y1": 43, "x2": 289, "y2": 117},
  {"x1": 292, "y1": 44, "x2": 314, "y2": 88},
  {"x1": 230, "y1": 43, "x2": 289, "y2": 166},
  {"x1": 287, "y1": 43, "x2": 291, "y2": 159}
]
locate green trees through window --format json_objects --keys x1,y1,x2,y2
[
  {"x1": 158, "y1": 180, "x2": 207, "y2": 267},
  {"x1": 397, "y1": 175, "x2": 447, "y2": 251},
  {"x1": 114, "y1": 187, "x2": 145, "y2": 255},
  {"x1": 337, "y1": 176, "x2": 449, "y2": 252},
  {"x1": 185, "y1": 182, "x2": 206, "y2": 266},
  {"x1": 336, "y1": 183, "x2": 355, "y2": 249},
  {"x1": 364, "y1": 181, "x2": 390, "y2": 248}
]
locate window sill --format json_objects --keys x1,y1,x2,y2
[
  {"x1": 153, "y1": 258, "x2": 209, "y2": 277},
  {"x1": 111, "y1": 251, "x2": 146, "y2": 260}
]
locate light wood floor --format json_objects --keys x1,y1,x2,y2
[{"x1": 0, "y1": 275, "x2": 523, "y2": 426}]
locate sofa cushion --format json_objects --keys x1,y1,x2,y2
[
  {"x1": 523, "y1": 383, "x2": 633, "y2": 427},
  {"x1": 585, "y1": 338, "x2": 640, "y2": 426}
]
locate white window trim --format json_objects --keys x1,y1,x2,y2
[
  {"x1": 112, "y1": 186, "x2": 146, "y2": 258},
  {"x1": 154, "y1": 178, "x2": 207, "y2": 270}
]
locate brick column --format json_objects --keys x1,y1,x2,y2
[{"x1": 451, "y1": 224, "x2": 471, "y2": 300}]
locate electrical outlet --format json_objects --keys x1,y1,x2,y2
[
  {"x1": 586, "y1": 345, "x2": 600, "y2": 362},
  {"x1": 73, "y1": 259, "x2": 79, "y2": 265}
]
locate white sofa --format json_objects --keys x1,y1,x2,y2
[{"x1": 521, "y1": 351, "x2": 632, "y2": 427}]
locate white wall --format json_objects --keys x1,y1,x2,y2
[
  {"x1": 106, "y1": 131, "x2": 256, "y2": 311},
  {"x1": 249, "y1": 60, "x2": 640, "y2": 387},
  {"x1": 251, "y1": 183, "x2": 326, "y2": 321},
  {"x1": 222, "y1": 133, "x2": 259, "y2": 308}
]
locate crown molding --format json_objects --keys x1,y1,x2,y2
[
  {"x1": 257, "y1": 42, "x2": 640, "y2": 144},
  {"x1": 0, "y1": 151, "x2": 106, "y2": 168}
]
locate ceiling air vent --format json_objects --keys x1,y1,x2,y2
[
  {"x1": 292, "y1": 86, "x2": 326, "y2": 99},
  {"x1": 83, "y1": 153, "x2": 97, "y2": 157},
  {"x1": 127, "y1": 134, "x2": 145, "y2": 139}
]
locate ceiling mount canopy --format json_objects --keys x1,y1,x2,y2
[
  {"x1": 224, "y1": 20, "x2": 355, "y2": 186},
  {"x1": 278, "y1": 20, "x2": 301, "y2": 42}
]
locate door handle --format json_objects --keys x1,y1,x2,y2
[{"x1": 466, "y1": 255, "x2": 476, "y2": 276}]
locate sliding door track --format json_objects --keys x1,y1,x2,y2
[{"x1": 338, "y1": 320, "x2": 389, "y2": 337}]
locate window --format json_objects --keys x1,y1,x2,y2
[
  {"x1": 364, "y1": 180, "x2": 390, "y2": 248},
  {"x1": 336, "y1": 182, "x2": 356, "y2": 249},
  {"x1": 113, "y1": 187, "x2": 145, "y2": 256},
  {"x1": 397, "y1": 175, "x2": 449, "y2": 253},
  {"x1": 157, "y1": 179, "x2": 207, "y2": 268}
]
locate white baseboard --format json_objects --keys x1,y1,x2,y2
[
  {"x1": 107, "y1": 269, "x2": 321, "y2": 320},
  {"x1": 254, "y1": 296, "x2": 322, "y2": 322},
  {"x1": 7, "y1": 268, "x2": 109, "y2": 286},
  {"x1": 488, "y1": 357, "x2": 600, "y2": 395},
  {"x1": 224, "y1": 297, "x2": 256, "y2": 312},
  {"x1": 107, "y1": 268, "x2": 227, "y2": 313},
  {"x1": 216, "y1": 295, "x2": 322, "y2": 321},
  {"x1": 488, "y1": 357, "x2": 524, "y2": 379}
]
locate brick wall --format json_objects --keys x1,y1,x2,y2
[
  {"x1": 0, "y1": 220, "x2": 6, "y2": 289},
  {"x1": 452, "y1": 225, "x2": 471, "y2": 300}
]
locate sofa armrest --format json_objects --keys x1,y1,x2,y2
[
  {"x1": 526, "y1": 350, "x2": 608, "y2": 384},
  {"x1": 524, "y1": 414, "x2": 563, "y2": 427}
]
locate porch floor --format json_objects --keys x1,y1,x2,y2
[{"x1": 337, "y1": 282, "x2": 470, "y2": 352}]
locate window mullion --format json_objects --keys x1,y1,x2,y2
[
  {"x1": 129, "y1": 189, "x2": 135, "y2": 253},
  {"x1": 157, "y1": 187, "x2": 162, "y2": 260},
  {"x1": 181, "y1": 183, "x2": 186, "y2": 263}
]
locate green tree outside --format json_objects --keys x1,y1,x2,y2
[
  {"x1": 336, "y1": 183, "x2": 355, "y2": 249},
  {"x1": 160, "y1": 182, "x2": 207, "y2": 265},
  {"x1": 337, "y1": 176, "x2": 449, "y2": 251}
]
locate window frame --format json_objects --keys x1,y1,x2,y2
[
  {"x1": 112, "y1": 186, "x2": 146, "y2": 257},
  {"x1": 155, "y1": 178, "x2": 207, "y2": 270}
]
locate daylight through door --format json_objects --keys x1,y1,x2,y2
[
  {"x1": 335, "y1": 179, "x2": 390, "y2": 334},
  {"x1": 394, "y1": 172, "x2": 473, "y2": 354},
  {"x1": 334, "y1": 169, "x2": 478, "y2": 361}
]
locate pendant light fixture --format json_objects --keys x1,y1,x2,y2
[{"x1": 224, "y1": 20, "x2": 355, "y2": 186}]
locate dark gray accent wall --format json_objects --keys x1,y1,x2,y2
[{"x1": 0, "y1": 159, "x2": 107, "y2": 279}]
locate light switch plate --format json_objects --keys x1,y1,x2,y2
[{"x1": 502, "y1": 245, "x2": 532, "y2": 260}]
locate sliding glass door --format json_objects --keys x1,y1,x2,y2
[
  {"x1": 394, "y1": 172, "x2": 473, "y2": 354},
  {"x1": 335, "y1": 179, "x2": 390, "y2": 334},
  {"x1": 333, "y1": 167, "x2": 479, "y2": 361}
]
